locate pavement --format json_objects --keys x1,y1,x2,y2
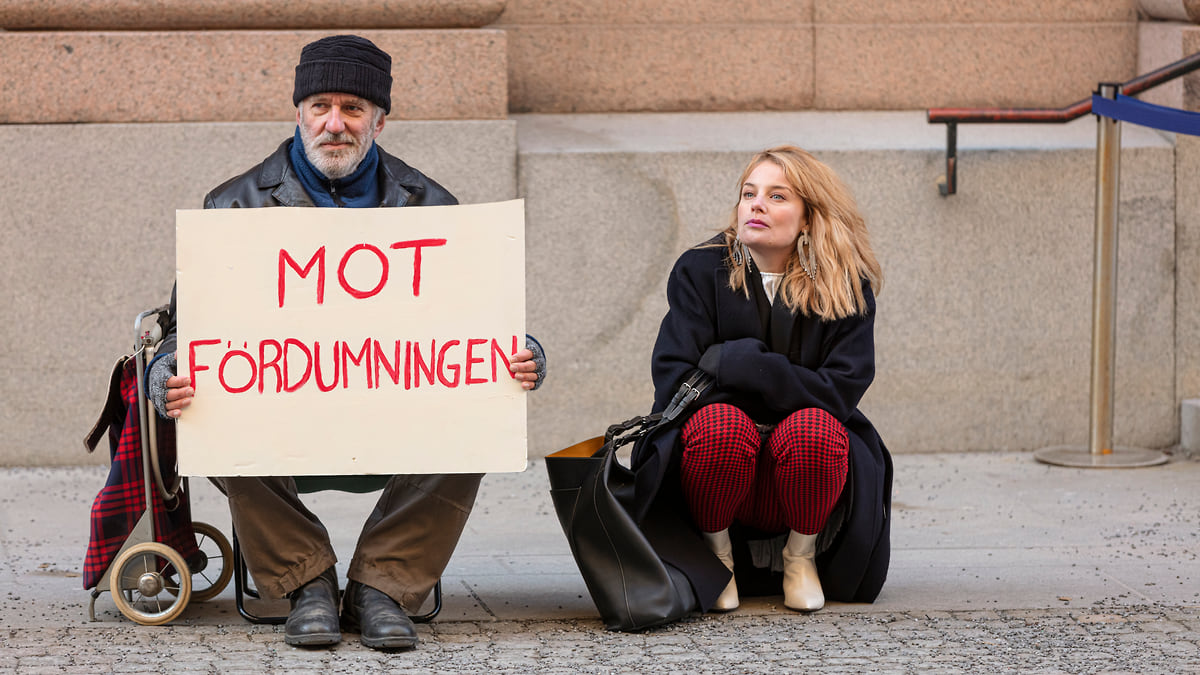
[{"x1": 2, "y1": 451, "x2": 1199, "y2": 674}]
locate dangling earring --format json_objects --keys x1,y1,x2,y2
[
  {"x1": 731, "y1": 237, "x2": 743, "y2": 266},
  {"x1": 798, "y1": 231, "x2": 817, "y2": 281}
]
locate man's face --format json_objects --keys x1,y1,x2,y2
[{"x1": 297, "y1": 93, "x2": 386, "y2": 179}]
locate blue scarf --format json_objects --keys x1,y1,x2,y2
[{"x1": 289, "y1": 127, "x2": 382, "y2": 208}]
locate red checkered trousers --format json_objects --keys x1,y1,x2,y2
[{"x1": 680, "y1": 403, "x2": 849, "y2": 535}]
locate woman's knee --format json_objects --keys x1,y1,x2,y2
[
  {"x1": 681, "y1": 403, "x2": 760, "y2": 461},
  {"x1": 771, "y1": 408, "x2": 849, "y2": 461}
]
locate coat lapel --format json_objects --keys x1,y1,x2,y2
[
  {"x1": 769, "y1": 295, "x2": 795, "y2": 356},
  {"x1": 746, "y1": 263, "x2": 795, "y2": 356},
  {"x1": 714, "y1": 263, "x2": 799, "y2": 357},
  {"x1": 713, "y1": 266, "x2": 763, "y2": 342},
  {"x1": 746, "y1": 265, "x2": 772, "y2": 339}
]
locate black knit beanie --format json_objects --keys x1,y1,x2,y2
[{"x1": 293, "y1": 35, "x2": 393, "y2": 114}]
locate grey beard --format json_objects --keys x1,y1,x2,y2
[{"x1": 305, "y1": 137, "x2": 368, "y2": 180}]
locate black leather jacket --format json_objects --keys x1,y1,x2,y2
[{"x1": 160, "y1": 138, "x2": 457, "y2": 356}]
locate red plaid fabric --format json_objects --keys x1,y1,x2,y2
[
  {"x1": 82, "y1": 357, "x2": 200, "y2": 589},
  {"x1": 680, "y1": 403, "x2": 849, "y2": 535}
]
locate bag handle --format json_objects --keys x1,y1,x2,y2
[
  {"x1": 661, "y1": 370, "x2": 714, "y2": 423},
  {"x1": 601, "y1": 369, "x2": 714, "y2": 453},
  {"x1": 604, "y1": 413, "x2": 658, "y2": 448}
]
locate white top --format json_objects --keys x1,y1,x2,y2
[{"x1": 761, "y1": 272, "x2": 783, "y2": 304}]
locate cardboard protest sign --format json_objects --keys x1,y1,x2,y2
[{"x1": 174, "y1": 200, "x2": 527, "y2": 476}]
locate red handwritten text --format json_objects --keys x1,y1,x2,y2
[
  {"x1": 278, "y1": 239, "x2": 448, "y2": 307},
  {"x1": 188, "y1": 335, "x2": 519, "y2": 394}
]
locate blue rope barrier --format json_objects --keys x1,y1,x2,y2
[{"x1": 1091, "y1": 93, "x2": 1200, "y2": 136}]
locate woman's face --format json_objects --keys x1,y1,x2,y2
[{"x1": 736, "y1": 161, "x2": 806, "y2": 273}]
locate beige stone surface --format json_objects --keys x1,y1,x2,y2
[
  {"x1": 1138, "y1": 21, "x2": 1187, "y2": 109},
  {"x1": 505, "y1": 25, "x2": 813, "y2": 113},
  {"x1": 495, "y1": 0, "x2": 1135, "y2": 25},
  {"x1": 495, "y1": 1, "x2": 1142, "y2": 113},
  {"x1": 816, "y1": 0, "x2": 1135, "y2": 23},
  {"x1": 0, "y1": 120, "x2": 516, "y2": 467},
  {"x1": 0, "y1": 0, "x2": 507, "y2": 29},
  {"x1": 0, "y1": 30, "x2": 507, "y2": 123},
  {"x1": 1139, "y1": 0, "x2": 1200, "y2": 20},
  {"x1": 1, "y1": 111, "x2": 1181, "y2": 465},
  {"x1": 494, "y1": 0, "x2": 811, "y2": 24},
  {"x1": 1177, "y1": 29, "x2": 1200, "y2": 409},
  {"x1": 816, "y1": 23, "x2": 1137, "y2": 109},
  {"x1": 1140, "y1": 0, "x2": 1189, "y2": 20},
  {"x1": 516, "y1": 112, "x2": 1176, "y2": 456}
]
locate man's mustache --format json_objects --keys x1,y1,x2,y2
[{"x1": 316, "y1": 132, "x2": 356, "y2": 147}]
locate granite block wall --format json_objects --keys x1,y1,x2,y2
[{"x1": 496, "y1": 0, "x2": 1138, "y2": 113}]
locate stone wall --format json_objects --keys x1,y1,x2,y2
[
  {"x1": 2, "y1": 0, "x2": 1194, "y2": 465},
  {"x1": 516, "y1": 113, "x2": 1177, "y2": 456},
  {"x1": 496, "y1": 0, "x2": 1138, "y2": 113},
  {"x1": 1177, "y1": 28, "x2": 1200, "y2": 454}
]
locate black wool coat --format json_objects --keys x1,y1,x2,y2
[{"x1": 631, "y1": 235, "x2": 892, "y2": 609}]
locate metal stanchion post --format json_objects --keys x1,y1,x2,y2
[{"x1": 1035, "y1": 84, "x2": 1168, "y2": 468}]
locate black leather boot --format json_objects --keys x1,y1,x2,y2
[
  {"x1": 283, "y1": 567, "x2": 341, "y2": 647},
  {"x1": 341, "y1": 580, "x2": 418, "y2": 650}
]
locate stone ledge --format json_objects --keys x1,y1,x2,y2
[
  {"x1": 0, "y1": 30, "x2": 507, "y2": 123},
  {"x1": 0, "y1": 0, "x2": 507, "y2": 30},
  {"x1": 514, "y1": 111, "x2": 1173, "y2": 155}
]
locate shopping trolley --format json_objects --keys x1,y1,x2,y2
[{"x1": 83, "y1": 306, "x2": 232, "y2": 625}]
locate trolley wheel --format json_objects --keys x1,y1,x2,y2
[
  {"x1": 171, "y1": 522, "x2": 233, "y2": 602},
  {"x1": 109, "y1": 542, "x2": 192, "y2": 626}
]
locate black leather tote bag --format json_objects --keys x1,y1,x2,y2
[{"x1": 545, "y1": 372, "x2": 712, "y2": 631}]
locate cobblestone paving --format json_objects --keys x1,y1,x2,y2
[{"x1": 4, "y1": 606, "x2": 1198, "y2": 674}]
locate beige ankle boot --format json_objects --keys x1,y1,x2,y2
[
  {"x1": 781, "y1": 531, "x2": 824, "y2": 611},
  {"x1": 701, "y1": 529, "x2": 739, "y2": 611}
]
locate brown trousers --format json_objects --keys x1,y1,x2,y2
[{"x1": 212, "y1": 473, "x2": 482, "y2": 612}]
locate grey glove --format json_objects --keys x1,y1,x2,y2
[
  {"x1": 146, "y1": 352, "x2": 177, "y2": 419},
  {"x1": 526, "y1": 335, "x2": 546, "y2": 391}
]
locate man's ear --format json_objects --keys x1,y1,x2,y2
[
  {"x1": 296, "y1": 106, "x2": 302, "y2": 125},
  {"x1": 373, "y1": 114, "x2": 386, "y2": 140}
]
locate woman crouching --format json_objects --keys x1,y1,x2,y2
[{"x1": 642, "y1": 145, "x2": 891, "y2": 612}]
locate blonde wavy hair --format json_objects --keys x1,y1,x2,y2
[{"x1": 722, "y1": 146, "x2": 883, "y2": 320}]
